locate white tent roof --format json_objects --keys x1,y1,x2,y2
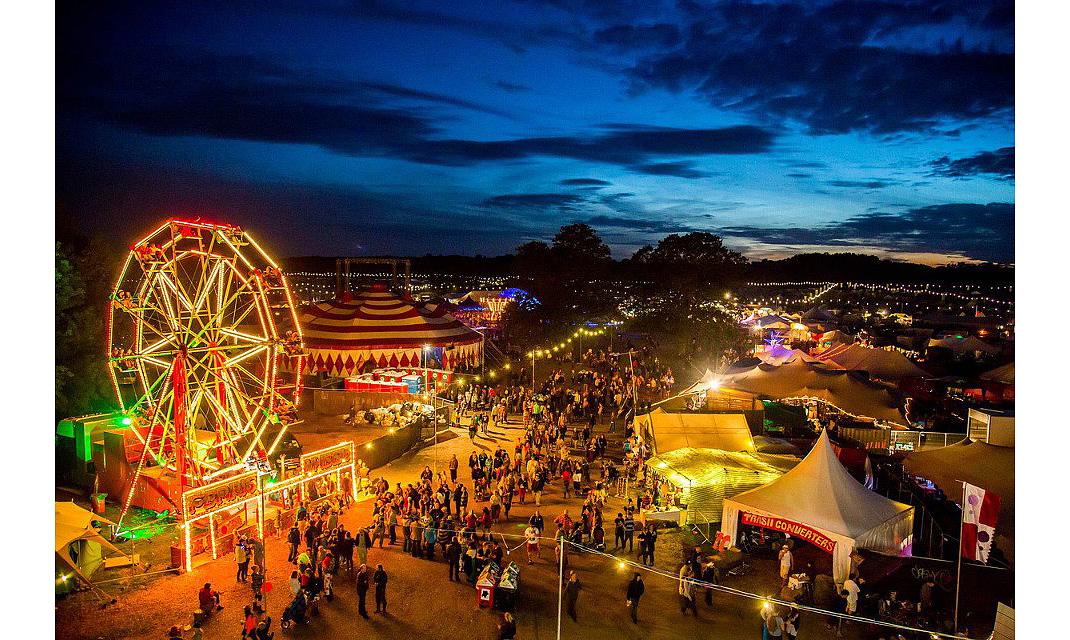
[
  {"x1": 680, "y1": 368, "x2": 721, "y2": 395},
  {"x1": 759, "y1": 345, "x2": 833, "y2": 367},
  {"x1": 816, "y1": 343, "x2": 929, "y2": 379},
  {"x1": 55, "y1": 502, "x2": 124, "y2": 584},
  {"x1": 980, "y1": 361, "x2": 1015, "y2": 384},
  {"x1": 927, "y1": 335, "x2": 1001, "y2": 355},
  {"x1": 638, "y1": 408, "x2": 755, "y2": 454},
  {"x1": 725, "y1": 430, "x2": 911, "y2": 541},
  {"x1": 720, "y1": 358, "x2": 906, "y2": 425}
]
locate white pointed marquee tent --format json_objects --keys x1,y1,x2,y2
[
  {"x1": 721, "y1": 430, "x2": 913, "y2": 584},
  {"x1": 56, "y1": 502, "x2": 125, "y2": 592}
]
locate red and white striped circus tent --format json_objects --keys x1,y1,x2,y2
[{"x1": 300, "y1": 284, "x2": 484, "y2": 376}]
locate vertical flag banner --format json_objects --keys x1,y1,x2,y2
[{"x1": 961, "y1": 483, "x2": 1000, "y2": 563}]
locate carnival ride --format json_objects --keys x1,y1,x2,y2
[{"x1": 106, "y1": 219, "x2": 305, "y2": 526}]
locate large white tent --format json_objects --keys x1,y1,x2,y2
[
  {"x1": 816, "y1": 343, "x2": 929, "y2": 380},
  {"x1": 721, "y1": 430, "x2": 913, "y2": 583},
  {"x1": 637, "y1": 407, "x2": 755, "y2": 454},
  {"x1": 55, "y1": 502, "x2": 125, "y2": 592},
  {"x1": 719, "y1": 358, "x2": 907, "y2": 426}
]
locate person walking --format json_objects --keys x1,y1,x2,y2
[
  {"x1": 626, "y1": 573, "x2": 645, "y2": 624},
  {"x1": 373, "y1": 563, "x2": 389, "y2": 614},
  {"x1": 564, "y1": 570, "x2": 581, "y2": 622},
  {"x1": 449, "y1": 454, "x2": 459, "y2": 483},
  {"x1": 678, "y1": 565, "x2": 698, "y2": 617},
  {"x1": 764, "y1": 605, "x2": 785, "y2": 639},
  {"x1": 614, "y1": 512, "x2": 626, "y2": 550},
  {"x1": 355, "y1": 564, "x2": 370, "y2": 619},
  {"x1": 356, "y1": 527, "x2": 371, "y2": 566},
  {"x1": 287, "y1": 525, "x2": 301, "y2": 563},
  {"x1": 623, "y1": 513, "x2": 635, "y2": 552},
  {"x1": 446, "y1": 538, "x2": 462, "y2": 581},
  {"x1": 524, "y1": 525, "x2": 540, "y2": 564}
]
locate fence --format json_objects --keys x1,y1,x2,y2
[{"x1": 839, "y1": 427, "x2": 968, "y2": 453}]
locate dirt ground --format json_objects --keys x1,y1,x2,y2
[{"x1": 57, "y1": 416, "x2": 883, "y2": 640}]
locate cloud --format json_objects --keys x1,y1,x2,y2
[
  {"x1": 593, "y1": 23, "x2": 681, "y2": 50},
  {"x1": 494, "y1": 80, "x2": 533, "y2": 93},
  {"x1": 560, "y1": 178, "x2": 612, "y2": 186},
  {"x1": 930, "y1": 146, "x2": 1014, "y2": 179},
  {"x1": 623, "y1": 1, "x2": 1014, "y2": 134},
  {"x1": 628, "y1": 161, "x2": 709, "y2": 179},
  {"x1": 63, "y1": 51, "x2": 777, "y2": 169},
  {"x1": 786, "y1": 172, "x2": 812, "y2": 178},
  {"x1": 480, "y1": 193, "x2": 588, "y2": 210},
  {"x1": 825, "y1": 179, "x2": 899, "y2": 189},
  {"x1": 720, "y1": 202, "x2": 1013, "y2": 262}
]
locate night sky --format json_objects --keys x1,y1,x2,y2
[{"x1": 56, "y1": 0, "x2": 1014, "y2": 264}]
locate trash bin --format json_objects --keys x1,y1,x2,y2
[
  {"x1": 91, "y1": 493, "x2": 107, "y2": 514},
  {"x1": 476, "y1": 561, "x2": 500, "y2": 608},
  {"x1": 494, "y1": 561, "x2": 520, "y2": 611}
]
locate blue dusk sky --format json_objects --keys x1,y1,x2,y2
[{"x1": 56, "y1": 0, "x2": 1014, "y2": 264}]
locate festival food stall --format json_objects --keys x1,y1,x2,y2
[
  {"x1": 300, "y1": 283, "x2": 484, "y2": 377},
  {"x1": 721, "y1": 430, "x2": 913, "y2": 584}
]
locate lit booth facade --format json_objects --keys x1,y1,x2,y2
[{"x1": 181, "y1": 441, "x2": 357, "y2": 572}]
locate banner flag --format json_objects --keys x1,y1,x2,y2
[{"x1": 961, "y1": 483, "x2": 1000, "y2": 563}]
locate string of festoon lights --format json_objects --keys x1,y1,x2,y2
[
  {"x1": 742, "y1": 281, "x2": 1013, "y2": 309},
  {"x1": 448, "y1": 324, "x2": 616, "y2": 388}
]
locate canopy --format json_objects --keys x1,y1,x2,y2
[
  {"x1": 722, "y1": 430, "x2": 913, "y2": 583},
  {"x1": 927, "y1": 335, "x2": 1001, "y2": 357},
  {"x1": 980, "y1": 361, "x2": 1015, "y2": 385},
  {"x1": 816, "y1": 344, "x2": 929, "y2": 380},
  {"x1": 720, "y1": 358, "x2": 906, "y2": 426},
  {"x1": 680, "y1": 368, "x2": 722, "y2": 395},
  {"x1": 760, "y1": 345, "x2": 834, "y2": 367},
  {"x1": 817, "y1": 330, "x2": 854, "y2": 348},
  {"x1": 56, "y1": 502, "x2": 124, "y2": 589},
  {"x1": 647, "y1": 447, "x2": 794, "y2": 523},
  {"x1": 636, "y1": 408, "x2": 754, "y2": 454},
  {"x1": 903, "y1": 439, "x2": 1015, "y2": 564},
  {"x1": 741, "y1": 314, "x2": 793, "y2": 330},
  {"x1": 301, "y1": 284, "x2": 483, "y2": 375}
]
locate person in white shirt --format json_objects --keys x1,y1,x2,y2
[
  {"x1": 842, "y1": 577, "x2": 862, "y2": 614},
  {"x1": 778, "y1": 544, "x2": 793, "y2": 585},
  {"x1": 524, "y1": 526, "x2": 540, "y2": 564}
]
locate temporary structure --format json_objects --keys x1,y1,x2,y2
[
  {"x1": 980, "y1": 362, "x2": 1015, "y2": 385},
  {"x1": 903, "y1": 439, "x2": 1015, "y2": 564},
  {"x1": 815, "y1": 343, "x2": 929, "y2": 380},
  {"x1": 927, "y1": 335, "x2": 1001, "y2": 357},
  {"x1": 646, "y1": 447, "x2": 795, "y2": 524},
  {"x1": 721, "y1": 430, "x2": 913, "y2": 583},
  {"x1": 636, "y1": 408, "x2": 755, "y2": 454},
  {"x1": 760, "y1": 345, "x2": 836, "y2": 367},
  {"x1": 720, "y1": 358, "x2": 906, "y2": 426},
  {"x1": 55, "y1": 502, "x2": 125, "y2": 592},
  {"x1": 816, "y1": 330, "x2": 853, "y2": 350},
  {"x1": 301, "y1": 283, "x2": 484, "y2": 376}
]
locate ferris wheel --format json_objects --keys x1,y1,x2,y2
[{"x1": 107, "y1": 219, "x2": 305, "y2": 496}]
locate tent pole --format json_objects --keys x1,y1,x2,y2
[{"x1": 953, "y1": 480, "x2": 965, "y2": 634}]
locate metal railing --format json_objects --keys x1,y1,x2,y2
[{"x1": 839, "y1": 427, "x2": 968, "y2": 453}]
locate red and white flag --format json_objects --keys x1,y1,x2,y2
[{"x1": 961, "y1": 483, "x2": 1000, "y2": 563}]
